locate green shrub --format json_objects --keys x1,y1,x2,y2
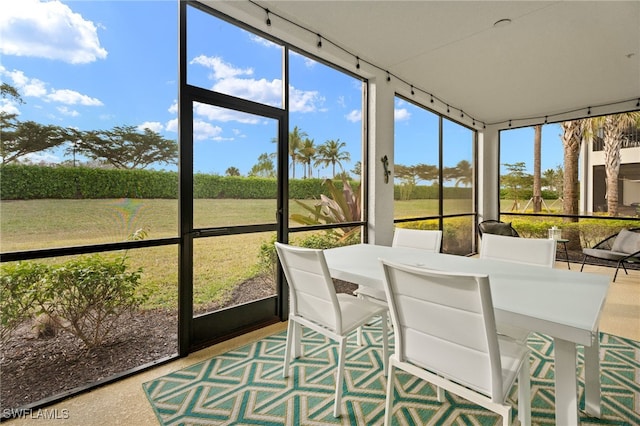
[
  {"x1": 0, "y1": 255, "x2": 148, "y2": 349},
  {"x1": 0, "y1": 262, "x2": 49, "y2": 342},
  {"x1": 38, "y1": 255, "x2": 147, "y2": 349}
]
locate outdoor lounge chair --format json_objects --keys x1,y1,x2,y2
[
  {"x1": 478, "y1": 220, "x2": 520, "y2": 238},
  {"x1": 580, "y1": 228, "x2": 640, "y2": 282}
]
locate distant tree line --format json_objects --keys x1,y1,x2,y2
[{"x1": 0, "y1": 83, "x2": 177, "y2": 170}]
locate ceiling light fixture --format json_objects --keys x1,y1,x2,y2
[
  {"x1": 317, "y1": 34, "x2": 322, "y2": 48},
  {"x1": 493, "y1": 18, "x2": 512, "y2": 28},
  {"x1": 387, "y1": 71, "x2": 391, "y2": 82},
  {"x1": 265, "y1": 9, "x2": 271, "y2": 26},
  {"x1": 411, "y1": 85, "x2": 415, "y2": 95}
]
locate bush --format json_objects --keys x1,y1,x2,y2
[
  {"x1": 0, "y1": 262, "x2": 49, "y2": 342},
  {"x1": 0, "y1": 255, "x2": 147, "y2": 349},
  {"x1": 39, "y1": 255, "x2": 147, "y2": 349}
]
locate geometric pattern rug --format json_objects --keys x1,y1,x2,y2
[{"x1": 143, "y1": 321, "x2": 640, "y2": 425}]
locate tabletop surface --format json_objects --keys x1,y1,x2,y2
[{"x1": 324, "y1": 244, "x2": 610, "y2": 345}]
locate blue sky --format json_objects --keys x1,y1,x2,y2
[{"x1": 1, "y1": 0, "x2": 564, "y2": 178}]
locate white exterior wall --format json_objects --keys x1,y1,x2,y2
[{"x1": 586, "y1": 145, "x2": 640, "y2": 210}]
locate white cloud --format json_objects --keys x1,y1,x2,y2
[
  {"x1": 193, "y1": 120, "x2": 223, "y2": 141},
  {"x1": 290, "y1": 86, "x2": 324, "y2": 113},
  {"x1": 190, "y1": 55, "x2": 323, "y2": 114},
  {"x1": 194, "y1": 102, "x2": 261, "y2": 124},
  {"x1": 249, "y1": 35, "x2": 280, "y2": 49},
  {"x1": 1, "y1": 66, "x2": 103, "y2": 109},
  {"x1": 165, "y1": 118, "x2": 178, "y2": 133},
  {"x1": 337, "y1": 96, "x2": 346, "y2": 108},
  {"x1": 23, "y1": 151, "x2": 61, "y2": 164},
  {"x1": 0, "y1": 0, "x2": 107, "y2": 64},
  {"x1": 213, "y1": 77, "x2": 282, "y2": 107},
  {"x1": 168, "y1": 101, "x2": 178, "y2": 114},
  {"x1": 345, "y1": 110, "x2": 362, "y2": 123},
  {"x1": 0, "y1": 99, "x2": 21, "y2": 116},
  {"x1": 46, "y1": 89, "x2": 103, "y2": 106},
  {"x1": 56, "y1": 106, "x2": 79, "y2": 117},
  {"x1": 138, "y1": 121, "x2": 164, "y2": 133},
  {"x1": 190, "y1": 55, "x2": 253, "y2": 80},
  {"x1": 395, "y1": 108, "x2": 411, "y2": 122}
]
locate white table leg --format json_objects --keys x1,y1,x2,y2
[
  {"x1": 554, "y1": 338, "x2": 579, "y2": 425},
  {"x1": 583, "y1": 332, "x2": 602, "y2": 417}
]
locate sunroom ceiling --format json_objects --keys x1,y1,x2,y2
[{"x1": 217, "y1": 1, "x2": 640, "y2": 126}]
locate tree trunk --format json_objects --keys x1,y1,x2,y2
[
  {"x1": 603, "y1": 115, "x2": 622, "y2": 216},
  {"x1": 561, "y1": 120, "x2": 582, "y2": 250},
  {"x1": 533, "y1": 125, "x2": 542, "y2": 213}
]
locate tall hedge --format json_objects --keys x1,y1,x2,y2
[
  {"x1": 0, "y1": 165, "x2": 340, "y2": 200},
  {"x1": 1, "y1": 165, "x2": 474, "y2": 200}
]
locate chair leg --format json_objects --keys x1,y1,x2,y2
[
  {"x1": 333, "y1": 338, "x2": 347, "y2": 417},
  {"x1": 356, "y1": 326, "x2": 364, "y2": 346},
  {"x1": 383, "y1": 363, "x2": 396, "y2": 426},
  {"x1": 293, "y1": 322, "x2": 303, "y2": 358},
  {"x1": 580, "y1": 255, "x2": 588, "y2": 272},
  {"x1": 613, "y1": 265, "x2": 620, "y2": 282},
  {"x1": 283, "y1": 320, "x2": 296, "y2": 378},
  {"x1": 380, "y1": 311, "x2": 389, "y2": 376},
  {"x1": 517, "y1": 358, "x2": 531, "y2": 426}
]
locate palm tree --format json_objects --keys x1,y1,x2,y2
[
  {"x1": 225, "y1": 166, "x2": 241, "y2": 176},
  {"x1": 298, "y1": 138, "x2": 316, "y2": 178},
  {"x1": 533, "y1": 125, "x2": 542, "y2": 212},
  {"x1": 288, "y1": 126, "x2": 307, "y2": 179},
  {"x1": 315, "y1": 139, "x2": 351, "y2": 178},
  {"x1": 560, "y1": 119, "x2": 584, "y2": 249},
  {"x1": 582, "y1": 112, "x2": 640, "y2": 216}
]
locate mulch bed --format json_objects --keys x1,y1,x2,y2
[{"x1": 0, "y1": 278, "x2": 357, "y2": 412}]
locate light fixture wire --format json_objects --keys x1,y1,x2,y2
[{"x1": 247, "y1": 1, "x2": 637, "y2": 129}]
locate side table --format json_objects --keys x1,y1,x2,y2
[{"x1": 556, "y1": 238, "x2": 571, "y2": 269}]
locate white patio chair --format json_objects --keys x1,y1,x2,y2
[
  {"x1": 479, "y1": 233, "x2": 556, "y2": 267},
  {"x1": 355, "y1": 229, "x2": 444, "y2": 344},
  {"x1": 275, "y1": 242, "x2": 389, "y2": 418},
  {"x1": 356, "y1": 228, "x2": 443, "y2": 304},
  {"x1": 380, "y1": 259, "x2": 531, "y2": 426},
  {"x1": 479, "y1": 233, "x2": 556, "y2": 341},
  {"x1": 392, "y1": 227, "x2": 443, "y2": 251}
]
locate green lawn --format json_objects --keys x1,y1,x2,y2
[{"x1": 0, "y1": 198, "x2": 467, "y2": 310}]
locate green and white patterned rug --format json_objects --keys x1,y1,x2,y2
[{"x1": 143, "y1": 322, "x2": 639, "y2": 425}]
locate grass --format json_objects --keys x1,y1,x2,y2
[{"x1": 0, "y1": 197, "x2": 485, "y2": 310}]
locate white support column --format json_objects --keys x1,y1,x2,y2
[
  {"x1": 580, "y1": 139, "x2": 591, "y2": 214},
  {"x1": 478, "y1": 125, "x2": 501, "y2": 222},
  {"x1": 367, "y1": 79, "x2": 395, "y2": 246}
]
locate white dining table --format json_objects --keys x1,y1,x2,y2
[{"x1": 323, "y1": 243, "x2": 610, "y2": 426}]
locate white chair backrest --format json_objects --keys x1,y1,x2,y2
[
  {"x1": 392, "y1": 228, "x2": 442, "y2": 252},
  {"x1": 479, "y1": 233, "x2": 556, "y2": 268},
  {"x1": 275, "y1": 242, "x2": 342, "y2": 332},
  {"x1": 380, "y1": 259, "x2": 503, "y2": 400}
]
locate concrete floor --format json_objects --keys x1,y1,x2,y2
[{"x1": 5, "y1": 262, "x2": 639, "y2": 426}]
